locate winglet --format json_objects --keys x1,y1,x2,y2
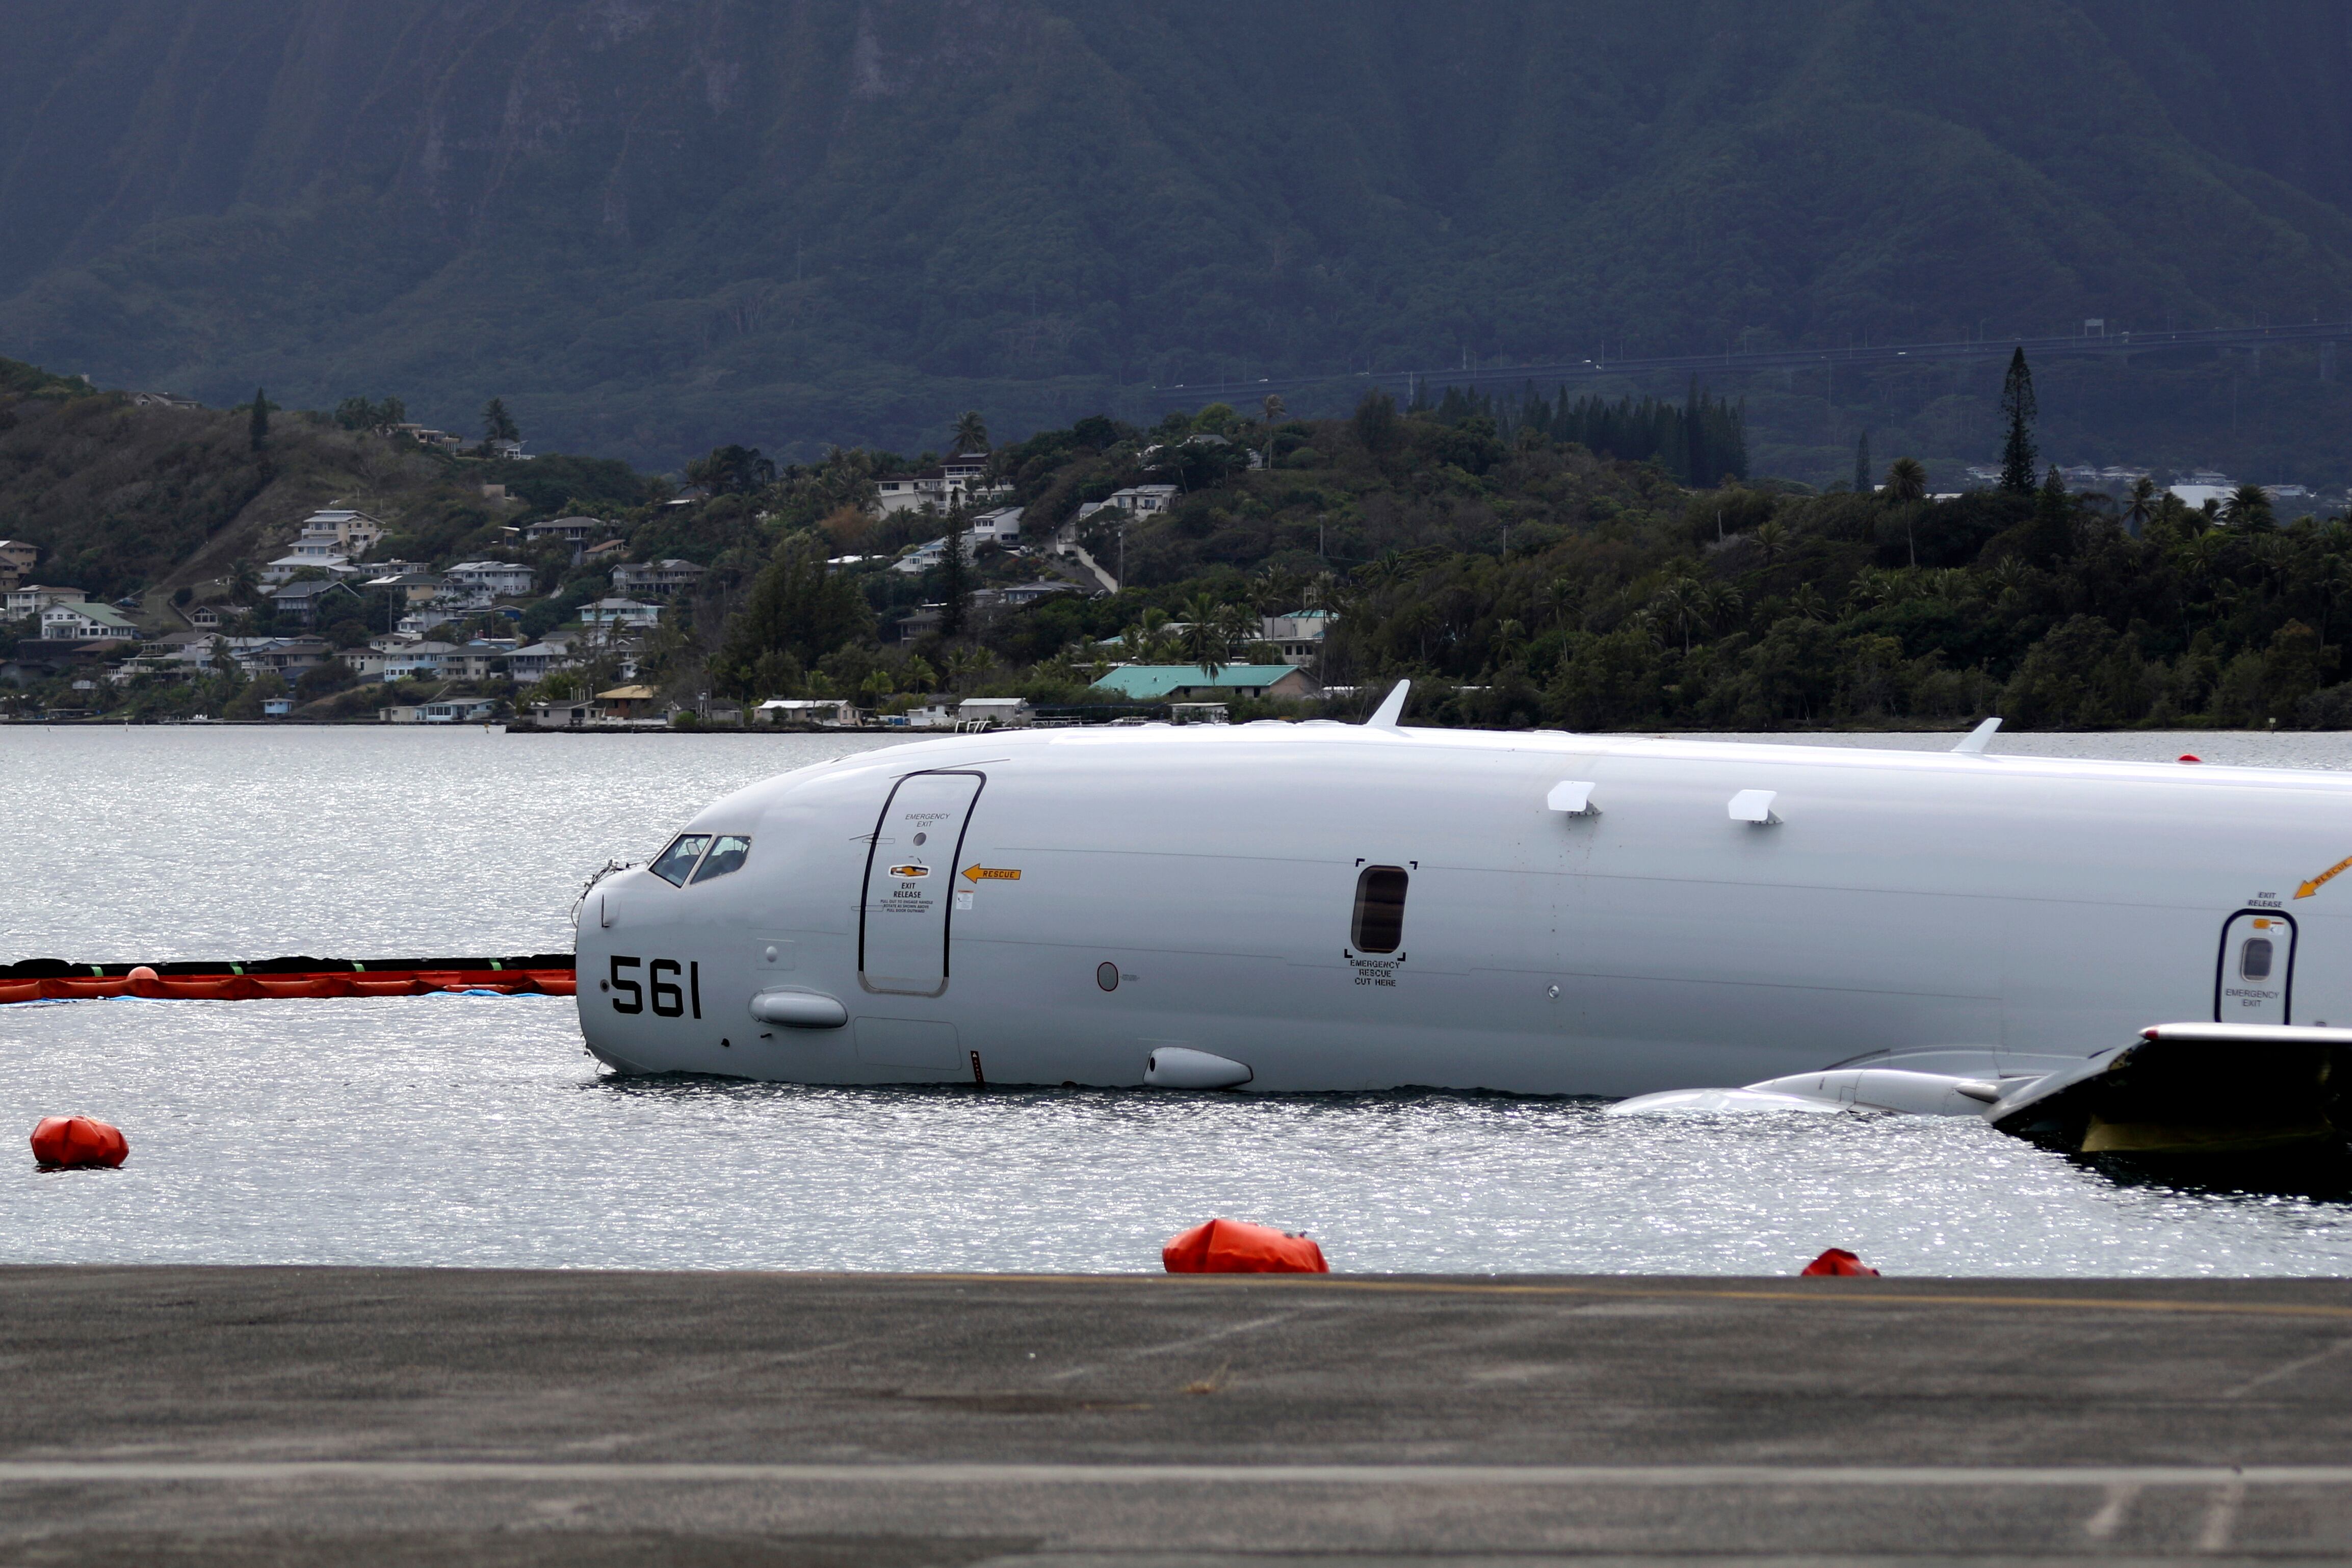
[
  {"x1": 1367, "y1": 679, "x2": 1410, "y2": 729},
  {"x1": 1951, "y1": 717, "x2": 2002, "y2": 754}
]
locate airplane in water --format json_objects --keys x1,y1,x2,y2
[{"x1": 576, "y1": 683, "x2": 2352, "y2": 1159}]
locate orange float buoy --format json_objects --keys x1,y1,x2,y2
[
  {"x1": 31, "y1": 1116, "x2": 128, "y2": 1169},
  {"x1": 1162, "y1": 1218, "x2": 1329, "y2": 1274},
  {"x1": 1799, "y1": 1247, "x2": 1879, "y2": 1277}
]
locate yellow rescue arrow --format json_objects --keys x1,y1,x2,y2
[
  {"x1": 2295, "y1": 854, "x2": 2352, "y2": 899},
  {"x1": 961, "y1": 865, "x2": 1022, "y2": 884}
]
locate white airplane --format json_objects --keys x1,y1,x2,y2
[{"x1": 576, "y1": 684, "x2": 2352, "y2": 1157}]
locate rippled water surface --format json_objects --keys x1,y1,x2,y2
[{"x1": 6, "y1": 724, "x2": 2352, "y2": 1276}]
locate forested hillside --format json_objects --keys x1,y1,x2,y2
[
  {"x1": 733, "y1": 391, "x2": 2352, "y2": 733},
  {"x1": 8, "y1": 339, "x2": 2352, "y2": 729},
  {"x1": 1, "y1": 0, "x2": 2348, "y2": 476}
]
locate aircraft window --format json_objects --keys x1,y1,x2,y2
[
  {"x1": 1352, "y1": 865, "x2": 1409, "y2": 954},
  {"x1": 648, "y1": 834, "x2": 712, "y2": 887},
  {"x1": 691, "y1": 835, "x2": 752, "y2": 883},
  {"x1": 2242, "y1": 937, "x2": 2275, "y2": 981}
]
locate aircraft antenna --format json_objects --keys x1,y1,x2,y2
[
  {"x1": 1951, "y1": 717, "x2": 2003, "y2": 754},
  {"x1": 1367, "y1": 680, "x2": 1411, "y2": 729}
]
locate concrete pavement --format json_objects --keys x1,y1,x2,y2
[{"x1": 5, "y1": 1267, "x2": 2352, "y2": 1563}]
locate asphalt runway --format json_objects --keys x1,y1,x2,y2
[{"x1": 5, "y1": 1267, "x2": 2352, "y2": 1565}]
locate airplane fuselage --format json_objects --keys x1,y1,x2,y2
[{"x1": 576, "y1": 724, "x2": 2352, "y2": 1093}]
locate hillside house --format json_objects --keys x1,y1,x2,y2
[
  {"x1": 874, "y1": 453, "x2": 1003, "y2": 516},
  {"x1": 379, "y1": 641, "x2": 456, "y2": 682},
  {"x1": 970, "y1": 506, "x2": 1023, "y2": 546},
  {"x1": 5, "y1": 585, "x2": 87, "y2": 621},
  {"x1": 1076, "y1": 485, "x2": 1178, "y2": 522},
  {"x1": 240, "y1": 636, "x2": 335, "y2": 677},
  {"x1": 0, "y1": 539, "x2": 36, "y2": 586},
  {"x1": 40, "y1": 601, "x2": 140, "y2": 642},
  {"x1": 507, "y1": 640, "x2": 578, "y2": 682},
  {"x1": 268, "y1": 578, "x2": 363, "y2": 627},
  {"x1": 445, "y1": 561, "x2": 536, "y2": 603},
  {"x1": 611, "y1": 559, "x2": 708, "y2": 597},
  {"x1": 525, "y1": 516, "x2": 603, "y2": 548},
  {"x1": 362, "y1": 571, "x2": 447, "y2": 609},
  {"x1": 302, "y1": 508, "x2": 386, "y2": 557},
  {"x1": 582, "y1": 598, "x2": 662, "y2": 629}
]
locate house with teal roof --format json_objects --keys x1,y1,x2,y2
[{"x1": 1088, "y1": 664, "x2": 1320, "y2": 701}]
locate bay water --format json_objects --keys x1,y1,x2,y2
[{"x1": 5, "y1": 723, "x2": 2351, "y2": 1276}]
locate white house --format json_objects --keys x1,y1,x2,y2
[
  {"x1": 1076, "y1": 485, "x2": 1178, "y2": 522},
  {"x1": 6, "y1": 584, "x2": 88, "y2": 622},
  {"x1": 381, "y1": 641, "x2": 458, "y2": 682},
  {"x1": 971, "y1": 506, "x2": 1023, "y2": 546},
  {"x1": 41, "y1": 601, "x2": 139, "y2": 641},
  {"x1": 582, "y1": 598, "x2": 662, "y2": 630},
  {"x1": 444, "y1": 561, "x2": 537, "y2": 600},
  {"x1": 891, "y1": 537, "x2": 960, "y2": 574},
  {"x1": 873, "y1": 453, "x2": 1005, "y2": 516},
  {"x1": 1261, "y1": 609, "x2": 1335, "y2": 666},
  {"x1": 380, "y1": 697, "x2": 501, "y2": 724}
]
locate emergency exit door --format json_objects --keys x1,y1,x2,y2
[
  {"x1": 859, "y1": 771, "x2": 985, "y2": 996},
  {"x1": 2215, "y1": 910, "x2": 2296, "y2": 1023}
]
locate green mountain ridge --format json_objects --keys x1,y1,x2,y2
[{"x1": 2, "y1": 1, "x2": 2348, "y2": 473}]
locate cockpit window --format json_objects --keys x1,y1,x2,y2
[
  {"x1": 690, "y1": 835, "x2": 752, "y2": 883},
  {"x1": 649, "y1": 834, "x2": 712, "y2": 886}
]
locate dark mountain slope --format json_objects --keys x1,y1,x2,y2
[{"x1": 1, "y1": 1, "x2": 2346, "y2": 467}]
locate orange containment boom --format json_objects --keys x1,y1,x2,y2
[
  {"x1": 1162, "y1": 1218, "x2": 1330, "y2": 1274},
  {"x1": 0, "y1": 954, "x2": 576, "y2": 1003}
]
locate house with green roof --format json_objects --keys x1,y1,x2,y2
[{"x1": 1088, "y1": 664, "x2": 1320, "y2": 701}]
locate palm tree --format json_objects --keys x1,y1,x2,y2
[
  {"x1": 1755, "y1": 520, "x2": 1789, "y2": 564},
  {"x1": 1883, "y1": 457, "x2": 1929, "y2": 567},
  {"x1": 1177, "y1": 593, "x2": 1229, "y2": 675},
  {"x1": 1491, "y1": 618, "x2": 1528, "y2": 664},
  {"x1": 1883, "y1": 457, "x2": 1928, "y2": 503},
  {"x1": 1649, "y1": 579, "x2": 1707, "y2": 654},
  {"x1": 950, "y1": 411, "x2": 988, "y2": 455},
  {"x1": 1790, "y1": 582, "x2": 1828, "y2": 622},
  {"x1": 1699, "y1": 581, "x2": 1744, "y2": 635},
  {"x1": 2223, "y1": 482, "x2": 2275, "y2": 530},
  {"x1": 2123, "y1": 477, "x2": 2158, "y2": 537},
  {"x1": 1215, "y1": 600, "x2": 1260, "y2": 661}
]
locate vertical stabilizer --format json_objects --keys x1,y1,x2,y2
[
  {"x1": 1952, "y1": 717, "x2": 2002, "y2": 754},
  {"x1": 1367, "y1": 680, "x2": 1410, "y2": 729}
]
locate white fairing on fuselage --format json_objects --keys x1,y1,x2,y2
[{"x1": 575, "y1": 723, "x2": 2350, "y2": 1094}]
